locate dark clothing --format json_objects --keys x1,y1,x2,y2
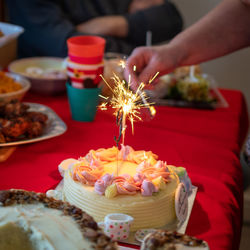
[{"x1": 6, "y1": 0, "x2": 183, "y2": 57}]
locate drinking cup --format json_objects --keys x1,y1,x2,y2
[
  {"x1": 66, "y1": 82, "x2": 100, "y2": 122},
  {"x1": 67, "y1": 36, "x2": 106, "y2": 88},
  {"x1": 98, "y1": 213, "x2": 134, "y2": 241}
]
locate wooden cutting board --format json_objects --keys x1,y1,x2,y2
[{"x1": 0, "y1": 147, "x2": 16, "y2": 162}]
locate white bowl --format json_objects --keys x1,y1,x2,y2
[
  {"x1": 8, "y1": 57, "x2": 67, "y2": 95},
  {"x1": 0, "y1": 72, "x2": 31, "y2": 104}
]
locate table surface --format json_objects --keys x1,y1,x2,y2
[{"x1": 0, "y1": 89, "x2": 248, "y2": 250}]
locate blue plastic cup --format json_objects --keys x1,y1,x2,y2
[{"x1": 66, "y1": 82, "x2": 101, "y2": 122}]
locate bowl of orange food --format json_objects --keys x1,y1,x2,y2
[{"x1": 0, "y1": 71, "x2": 31, "y2": 104}]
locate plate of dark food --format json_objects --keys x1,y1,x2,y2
[
  {"x1": 145, "y1": 65, "x2": 228, "y2": 110},
  {"x1": 0, "y1": 100, "x2": 67, "y2": 146}
]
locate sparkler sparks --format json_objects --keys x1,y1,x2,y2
[
  {"x1": 100, "y1": 73, "x2": 155, "y2": 147},
  {"x1": 99, "y1": 59, "x2": 158, "y2": 147}
]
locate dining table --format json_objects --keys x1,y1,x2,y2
[{"x1": 0, "y1": 88, "x2": 249, "y2": 250}]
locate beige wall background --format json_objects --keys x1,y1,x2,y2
[{"x1": 171, "y1": 0, "x2": 250, "y2": 121}]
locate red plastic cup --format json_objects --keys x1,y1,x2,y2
[
  {"x1": 67, "y1": 36, "x2": 106, "y2": 58},
  {"x1": 67, "y1": 36, "x2": 106, "y2": 88}
]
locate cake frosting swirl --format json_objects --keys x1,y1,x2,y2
[{"x1": 63, "y1": 145, "x2": 173, "y2": 198}]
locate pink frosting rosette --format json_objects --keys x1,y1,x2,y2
[
  {"x1": 94, "y1": 174, "x2": 114, "y2": 195},
  {"x1": 133, "y1": 172, "x2": 145, "y2": 186},
  {"x1": 141, "y1": 179, "x2": 158, "y2": 196},
  {"x1": 139, "y1": 161, "x2": 170, "y2": 181},
  {"x1": 113, "y1": 175, "x2": 140, "y2": 195},
  {"x1": 126, "y1": 150, "x2": 158, "y2": 164},
  {"x1": 72, "y1": 164, "x2": 103, "y2": 186},
  {"x1": 86, "y1": 147, "x2": 119, "y2": 163},
  {"x1": 118, "y1": 145, "x2": 134, "y2": 160},
  {"x1": 136, "y1": 161, "x2": 152, "y2": 172}
]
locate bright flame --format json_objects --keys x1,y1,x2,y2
[
  {"x1": 100, "y1": 72, "x2": 155, "y2": 146},
  {"x1": 99, "y1": 62, "x2": 158, "y2": 147}
]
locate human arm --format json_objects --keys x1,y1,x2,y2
[
  {"x1": 6, "y1": 0, "x2": 181, "y2": 57},
  {"x1": 76, "y1": 16, "x2": 129, "y2": 38},
  {"x1": 125, "y1": 0, "x2": 250, "y2": 86},
  {"x1": 77, "y1": 0, "x2": 183, "y2": 46},
  {"x1": 75, "y1": 0, "x2": 166, "y2": 37},
  {"x1": 6, "y1": 0, "x2": 132, "y2": 57}
]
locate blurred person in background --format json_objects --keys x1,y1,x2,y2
[
  {"x1": 125, "y1": 0, "x2": 250, "y2": 188},
  {"x1": 6, "y1": 0, "x2": 183, "y2": 58}
]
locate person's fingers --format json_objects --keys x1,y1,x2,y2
[
  {"x1": 124, "y1": 47, "x2": 150, "y2": 89},
  {"x1": 126, "y1": 47, "x2": 149, "y2": 73},
  {"x1": 136, "y1": 58, "x2": 158, "y2": 84},
  {"x1": 135, "y1": 51, "x2": 165, "y2": 84}
]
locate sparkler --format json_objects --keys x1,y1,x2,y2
[{"x1": 99, "y1": 59, "x2": 157, "y2": 147}]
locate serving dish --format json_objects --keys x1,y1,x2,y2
[
  {"x1": 145, "y1": 73, "x2": 228, "y2": 109},
  {"x1": 0, "y1": 102, "x2": 67, "y2": 147},
  {"x1": 8, "y1": 57, "x2": 67, "y2": 95},
  {"x1": 0, "y1": 22, "x2": 24, "y2": 68},
  {"x1": 0, "y1": 72, "x2": 31, "y2": 104}
]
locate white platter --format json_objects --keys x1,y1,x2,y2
[{"x1": 0, "y1": 102, "x2": 67, "y2": 147}]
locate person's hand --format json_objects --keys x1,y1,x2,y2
[
  {"x1": 129, "y1": 0, "x2": 164, "y2": 13},
  {"x1": 124, "y1": 44, "x2": 182, "y2": 90},
  {"x1": 76, "y1": 16, "x2": 128, "y2": 37}
]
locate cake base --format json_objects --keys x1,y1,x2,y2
[{"x1": 52, "y1": 181, "x2": 197, "y2": 246}]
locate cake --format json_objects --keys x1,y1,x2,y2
[
  {"x1": 140, "y1": 230, "x2": 209, "y2": 250},
  {"x1": 0, "y1": 189, "x2": 117, "y2": 250},
  {"x1": 60, "y1": 145, "x2": 192, "y2": 232}
]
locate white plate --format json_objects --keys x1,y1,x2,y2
[{"x1": 0, "y1": 102, "x2": 67, "y2": 147}]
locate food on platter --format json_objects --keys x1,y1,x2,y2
[
  {"x1": 167, "y1": 74, "x2": 216, "y2": 103},
  {"x1": 0, "y1": 72, "x2": 31, "y2": 104},
  {"x1": 0, "y1": 71, "x2": 22, "y2": 94},
  {"x1": 24, "y1": 67, "x2": 67, "y2": 79},
  {"x1": 145, "y1": 65, "x2": 229, "y2": 109},
  {"x1": 0, "y1": 189, "x2": 118, "y2": 250},
  {"x1": 173, "y1": 65, "x2": 201, "y2": 81},
  {"x1": 0, "y1": 29, "x2": 4, "y2": 37},
  {"x1": 147, "y1": 73, "x2": 224, "y2": 109},
  {"x1": 140, "y1": 229, "x2": 209, "y2": 250},
  {"x1": 59, "y1": 145, "x2": 192, "y2": 232},
  {"x1": 0, "y1": 100, "x2": 48, "y2": 143}
]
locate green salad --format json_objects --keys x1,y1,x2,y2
[{"x1": 168, "y1": 75, "x2": 216, "y2": 103}]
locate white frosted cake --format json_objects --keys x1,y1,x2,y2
[
  {"x1": 60, "y1": 145, "x2": 192, "y2": 232},
  {"x1": 0, "y1": 189, "x2": 117, "y2": 250}
]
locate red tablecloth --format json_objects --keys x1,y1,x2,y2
[{"x1": 0, "y1": 89, "x2": 248, "y2": 250}]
